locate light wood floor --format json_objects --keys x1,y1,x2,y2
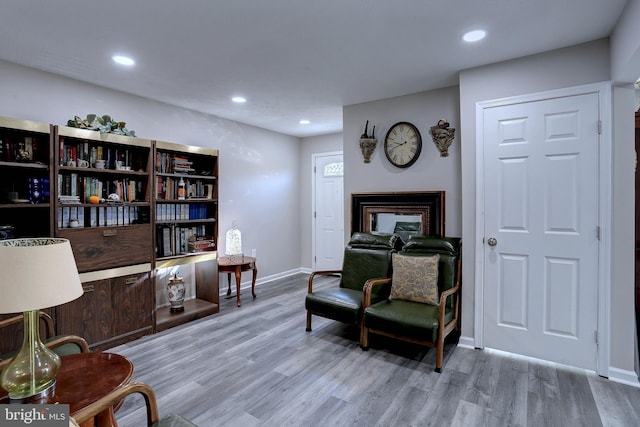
[{"x1": 110, "y1": 273, "x2": 640, "y2": 427}]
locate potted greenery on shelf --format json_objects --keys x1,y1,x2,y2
[{"x1": 66, "y1": 114, "x2": 136, "y2": 137}]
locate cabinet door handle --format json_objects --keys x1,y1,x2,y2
[
  {"x1": 103, "y1": 229, "x2": 118, "y2": 237},
  {"x1": 125, "y1": 277, "x2": 137, "y2": 285},
  {"x1": 82, "y1": 284, "x2": 95, "y2": 293}
]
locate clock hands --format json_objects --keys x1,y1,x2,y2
[{"x1": 388, "y1": 140, "x2": 408, "y2": 151}]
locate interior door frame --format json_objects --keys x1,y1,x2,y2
[
  {"x1": 311, "y1": 150, "x2": 344, "y2": 270},
  {"x1": 473, "y1": 82, "x2": 612, "y2": 376}
]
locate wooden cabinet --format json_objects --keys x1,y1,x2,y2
[
  {"x1": 53, "y1": 126, "x2": 153, "y2": 273},
  {"x1": 153, "y1": 141, "x2": 219, "y2": 331},
  {"x1": 0, "y1": 116, "x2": 54, "y2": 355},
  {"x1": 0, "y1": 116, "x2": 53, "y2": 239},
  {"x1": 154, "y1": 140, "x2": 218, "y2": 258},
  {"x1": 0, "y1": 116, "x2": 220, "y2": 351},
  {"x1": 56, "y1": 268, "x2": 153, "y2": 351},
  {"x1": 58, "y1": 224, "x2": 152, "y2": 272},
  {"x1": 56, "y1": 278, "x2": 111, "y2": 348},
  {"x1": 51, "y1": 126, "x2": 156, "y2": 349}
]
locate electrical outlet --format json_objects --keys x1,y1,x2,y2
[{"x1": 251, "y1": 249, "x2": 256, "y2": 258}]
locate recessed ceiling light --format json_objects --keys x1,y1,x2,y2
[
  {"x1": 232, "y1": 96, "x2": 246, "y2": 103},
  {"x1": 299, "y1": 120, "x2": 311, "y2": 125},
  {"x1": 462, "y1": 30, "x2": 486, "y2": 43},
  {"x1": 112, "y1": 55, "x2": 135, "y2": 66}
]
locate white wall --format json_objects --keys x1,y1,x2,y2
[
  {"x1": 610, "y1": 0, "x2": 640, "y2": 379},
  {"x1": 343, "y1": 86, "x2": 462, "y2": 239},
  {"x1": 299, "y1": 133, "x2": 343, "y2": 270},
  {"x1": 458, "y1": 38, "x2": 639, "y2": 379},
  {"x1": 611, "y1": 0, "x2": 640, "y2": 84},
  {"x1": 0, "y1": 60, "x2": 302, "y2": 281}
]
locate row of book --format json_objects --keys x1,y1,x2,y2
[
  {"x1": 156, "y1": 224, "x2": 215, "y2": 257},
  {"x1": 58, "y1": 174, "x2": 144, "y2": 202},
  {"x1": 59, "y1": 137, "x2": 139, "y2": 170},
  {"x1": 155, "y1": 176, "x2": 213, "y2": 200},
  {"x1": 156, "y1": 203, "x2": 211, "y2": 221},
  {"x1": 156, "y1": 152, "x2": 198, "y2": 174},
  {"x1": 1, "y1": 135, "x2": 42, "y2": 162},
  {"x1": 57, "y1": 205, "x2": 146, "y2": 228}
]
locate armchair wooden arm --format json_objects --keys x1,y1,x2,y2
[
  {"x1": 0, "y1": 335, "x2": 90, "y2": 371},
  {"x1": 306, "y1": 270, "x2": 341, "y2": 331},
  {"x1": 71, "y1": 382, "x2": 159, "y2": 426},
  {"x1": 435, "y1": 257, "x2": 462, "y2": 371},
  {"x1": 46, "y1": 334, "x2": 90, "y2": 354},
  {"x1": 307, "y1": 270, "x2": 342, "y2": 294},
  {"x1": 0, "y1": 310, "x2": 55, "y2": 337},
  {"x1": 362, "y1": 277, "x2": 392, "y2": 309},
  {"x1": 307, "y1": 270, "x2": 342, "y2": 293},
  {"x1": 71, "y1": 381, "x2": 197, "y2": 427},
  {"x1": 0, "y1": 311, "x2": 89, "y2": 371},
  {"x1": 437, "y1": 256, "x2": 462, "y2": 324}
]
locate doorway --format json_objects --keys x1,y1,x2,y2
[
  {"x1": 312, "y1": 152, "x2": 344, "y2": 271},
  {"x1": 476, "y1": 83, "x2": 610, "y2": 373}
]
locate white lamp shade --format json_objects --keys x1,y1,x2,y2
[{"x1": 0, "y1": 238, "x2": 83, "y2": 313}]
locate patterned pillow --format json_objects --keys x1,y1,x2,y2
[{"x1": 390, "y1": 253, "x2": 440, "y2": 305}]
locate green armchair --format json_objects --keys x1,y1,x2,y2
[
  {"x1": 305, "y1": 232, "x2": 401, "y2": 332},
  {"x1": 361, "y1": 236, "x2": 461, "y2": 372}
]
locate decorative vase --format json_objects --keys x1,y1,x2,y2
[
  {"x1": 167, "y1": 273, "x2": 186, "y2": 312},
  {"x1": 359, "y1": 138, "x2": 377, "y2": 163}
]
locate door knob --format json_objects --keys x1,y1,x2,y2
[{"x1": 487, "y1": 237, "x2": 497, "y2": 246}]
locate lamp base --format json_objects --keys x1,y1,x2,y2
[
  {"x1": 8, "y1": 379, "x2": 56, "y2": 403},
  {"x1": 0, "y1": 311, "x2": 61, "y2": 401}
]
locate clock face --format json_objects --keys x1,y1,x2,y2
[{"x1": 384, "y1": 122, "x2": 422, "y2": 168}]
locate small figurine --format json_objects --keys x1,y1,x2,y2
[{"x1": 15, "y1": 148, "x2": 31, "y2": 162}]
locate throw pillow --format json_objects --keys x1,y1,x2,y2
[{"x1": 390, "y1": 253, "x2": 440, "y2": 305}]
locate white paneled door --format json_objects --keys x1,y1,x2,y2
[
  {"x1": 482, "y1": 93, "x2": 600, "y2": 370},
  {"x1": 313, "y1": 153, "x2": 344, "y2": 271}
]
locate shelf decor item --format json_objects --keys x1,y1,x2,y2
[
  {"x1": 167, "y1": 272, "x2": 186, "y2": 313},
  {"x1": 225, "y1": 222, "x2": 242, "y2": 262},
  {"x1": 429, "y1": 119, "x2": 456, "y2": 157},
  {"x1": 359, "y1": 120, "x2": 377, "y2": 163},
  {"x1": 66, "y1": 114, "x2": 136, "y2": 137},
  {"x1": 384, "y1": 122, "x2": 422, "y2": 168},
  {"x1": 0, "y1": 238, "x2": 83, "y2": 401}
]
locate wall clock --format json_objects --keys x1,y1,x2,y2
[{"x1": 384, "y1": 122, "x2": 422, "y2": 168}]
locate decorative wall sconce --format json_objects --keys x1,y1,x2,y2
[
  {"x1": 430, "y1": 119, "x2": 456, "y2": 157},
  {"x1": 359, "y1": 120, "x2": 377, "y2": 163}
]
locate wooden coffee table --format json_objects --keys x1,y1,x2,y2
[
  {"x1": 0, "y1": 352, "x2": 134, "y2": 426},
  {"x1": 218, "y1": 255, "x2": 257, "y2": 307}
]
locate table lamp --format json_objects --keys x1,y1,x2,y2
[
  {"x1": 225, "y1": 221, "x2": 242, "y2": 262},
  {"x1": 0, "y1": 238, "x2": 83, "y2": 401}
]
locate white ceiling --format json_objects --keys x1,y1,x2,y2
[{"x1": 0, "y1": 0, "x2": 628, "y2": 137}]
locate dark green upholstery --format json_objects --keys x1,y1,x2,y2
[
  {"x1": 362, "y1": 300, "x2": 455, "y2": 343},
  {"x1": 305, "y1": 232, "x2": 401, "y2": 331},
  {"x1": 0, "y1": 336, "x2": 84, "y2": 361},
  {"x1": 155, "y1": 413, "x2": 198, "y2": 427},
  {"x1": 362, "y1": 236, "x2": 461, "y2": 372},
  {"x1": 401, "y1": 236, "x2": 461, "y2": 310},
  {"x1": 393, "y1": 221, "x2": 421, "y2": 244},
  {"x1": 0, "y1": 312, "x2": 90, "y2": 371}
]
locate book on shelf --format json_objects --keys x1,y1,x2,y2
[
  {"x1": 188, "y1": 234, "x2": 215, "y2": 252},
  {"x1": 58, "y1": 195, "x2": 80, "y2": 204}
]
